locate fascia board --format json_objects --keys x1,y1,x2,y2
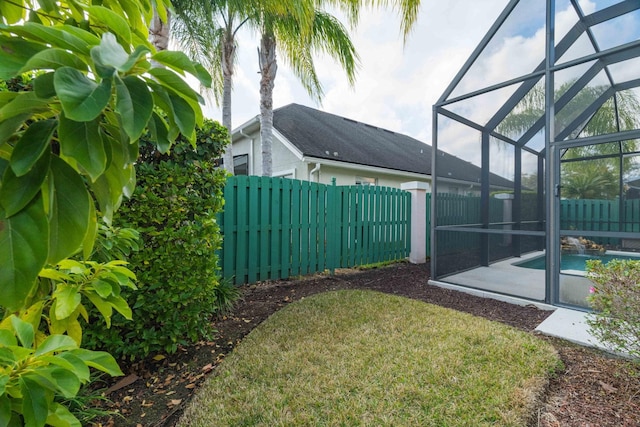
[{"x1": 300, "y1": 156, "x2": 430, "y2": 181}]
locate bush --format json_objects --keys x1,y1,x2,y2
[
  {"x1": 83, "y1": 120, "x2": 238, "y2": 359},
  {"x1": 586, "y1": 259, "x2": 640, "y2": 359}
]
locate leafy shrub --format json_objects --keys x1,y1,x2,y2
[
  {"x1": 586, "y1": 259, "x2": 640, "y2": 359},
  {"x1": 84, "y1": 120, "x2": 236, "y2": 359},
  {"x1": 0, "y1": 0, "x2": 208, "y2": 422}
]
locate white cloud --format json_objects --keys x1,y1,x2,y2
[
  {"x1": 199, "y1": 0, "x2": 634, "y2": 179},
  {"x1": 203, "y1": 0, "x2": 511, "y2": 139}
]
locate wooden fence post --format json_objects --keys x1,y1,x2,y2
[{"x1": 401, "y1": 181, "x2": 430, "y2": 264}]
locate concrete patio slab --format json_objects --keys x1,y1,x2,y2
[{"x1": 535, "y1": 308, "x2": 608, "y2": 351}]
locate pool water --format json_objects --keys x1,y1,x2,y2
[{"x1": 516, "y1": 253, "x2": 640, "y2": 271}]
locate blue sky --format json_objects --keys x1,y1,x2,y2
[
  {"x1": 201, "y1": 0, "x2": 511, "y2": 143},
  {"x1": 197, "y1": 0, "x2": 636, "y2": 178}
]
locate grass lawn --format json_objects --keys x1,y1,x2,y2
[{"x1": 179, "y1": 290, "x2": 560, "y2": 426}]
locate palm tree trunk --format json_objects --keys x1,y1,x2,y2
[
  {"x1": 150, "y1": 6, "x2": 171, "y2": 52},
  {"x1": 221, "y1": 28, "x2": 236, "y2": 174},
  {"x1": 258, "y1": 31, "x2": 277, "y2": 177}
]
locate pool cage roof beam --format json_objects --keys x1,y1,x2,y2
[
  {"x1": 436, "y1": 1, "x2": 640, "y2": 151},
  {"x1": 437, "y1": 1, "x2": 640, "y2": 109},
  {"x1": 437, "y1": 38, "x2": 640, "y2": 159}
]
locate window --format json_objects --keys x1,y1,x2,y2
[
  {"x1": 355, "y1": 176, "x2": 377, "y2": 186},
  {"x1": 233, "y1": 154, "x2": 248, "y2": 175}
]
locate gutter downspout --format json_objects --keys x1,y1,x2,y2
[
  {"x1": 239, "y1": 128, "x2": 255, "y2": 175},
  {"x1": 309, "y1": 162, "x2": 321, "y2": 182}
]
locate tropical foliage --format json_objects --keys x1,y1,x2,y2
[
  {"x1": 0, "y1": 0, "x2": 208, "y2": 424},
  {"x1": 170, "y1": 0, "x2": 421, "y2": 176},
  {"x1": 587, "y1": 259, "x2": 640, "y2": 360},
  {"x1": 83, "y1": 120, "x2": 237, "y2": 359},
  {"x1": 497, "y1": 81, "x2": 640, "y2": 199}
]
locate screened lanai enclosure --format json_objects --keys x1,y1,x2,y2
[{"x1": 431, "y1": 0, "x2": 640, "y2": 309}]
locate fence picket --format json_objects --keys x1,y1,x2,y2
[{"x1": 219, "y1": 176, "x2": 411, "y2": 285}]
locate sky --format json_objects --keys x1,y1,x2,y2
[
  {"x1": 201, "y1": 0, "x2": 512, "y2": 144},
  {"x1": 197, "y1": 0, "x2": 639, "y2": 178}
]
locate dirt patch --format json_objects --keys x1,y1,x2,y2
[{"x1": 97, "y1": 262, "x2": 640, "y2": 426}]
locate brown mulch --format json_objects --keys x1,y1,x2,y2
[{"x1": 98, "y1": 262, "x2": 640, "y2": 427}]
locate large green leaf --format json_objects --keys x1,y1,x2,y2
[
  {"x1": 0, "y1": 330, "x2": 17, "y2": 347},
  {"x1": 10, "y1": 23, "x2": 96, "y2": 56},
  {"x1": 46, "y1": 156, "x2": 92, "y2": 265},
  {"x1": 115, "y1": 75, "x2": 153, "y2": 140},
  {"x1": 81, "y1": 200, "x2": 97, "y2": 260},
  {"x1": 90, "y1": 33, "x2": 149, "y2": 76},
  {"x1": 0, "y1": 394, "x2": 10, "y2": 426},
  {"x1": 58, "y1": 115, "x2": 106, "y2": 181},
  {"x1": 20, "y1": 48, "x2": 87, "y2": 73},
  {"x1": 169, "y1": 92, "x2": 196, "y2": 140},
  {"x1": 0, "y1": 113, "x2": 29, "y2": 145},
  {"x1": 84, "y1": 291, "x2": 113, "y2": 327},
  {"x1": 107, "y1": 295, "x2": 132, "y2": 320},
  {"x1": 0, "y1": 91, "x2": 51, "y2": 121},
  {"x1": 54, "y1": 67, "x2": 111, "y2": 122},
  {"x1": 20, "y1": 376, "x2": 49, "y2": 427},
  {"x1": 0, "y1": 1, "x2": 25, "y2": 23},
  {"x1": 148, "y1": 68, "x2": 201, "y2": 102},
  {"x1": 151, "y1": 50, "x2": 212, "y2": 87},
  {"x1": 33, "y1": 72, "x2": 56, "y2": 99},
  {"x1": 34, "y1": 335, "x2": 78, "y2": 356},
  {"x1": 0, "y1": 194, "x2": 48, "y2": 311},
  {"x1": 10, "y1": 120, "x2": 56, "y2": 177},
  {"x1": 60, "y1": 24, "x2": 101, "y2": 48},
  {"x1": 0, "y1": 35, "x2": 45, "y2": 79},
  {"x1": 88, "y1": 6, "x2": 132, "y2": 45},
  {"x1": 89, "y1": 135, "x2": 134, "y2": 222},
  {"x1": 36, "y1": 367, "x2": 81, "y2": 398},
  {"x1": 46, "y1": 402, "x2": 82, "y2": 427},
  {"x1": 149, "y1": 112, "x2": 171, "y2": 153},
  {"x1": 90, "y1": 32, "x2": 127, "y2": 78},
  {"x1": 56, "y1": 353, "x2": 90, "y2": 382},
  {"x1": 69, "y1": 349, "x2": 123, "y2": 376},
  {"x1": 0, "y1": 148, "x2": 50, "y2": 217},
  {"x1": 52, "y1": 285, "x2": 82, "y2": 320},
  {"x1": 11, "y1": 315, "x2": 34, "y2": 348}
]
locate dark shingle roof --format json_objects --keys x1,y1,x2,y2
[{"x1": 272, "y1": 103, "x2": 513, "y2": 188}]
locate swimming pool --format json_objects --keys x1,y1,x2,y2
[{"x1": 515, "y1": 253, "x2": 640, "y2": 271}]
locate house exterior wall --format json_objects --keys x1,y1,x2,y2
[
  {"x1": 271, "y1": 138, "x2": 302, "y2": 178},
  {"x1": 313, "y1": 164, "x2": 429, "y2": 189},
  {"x1": 231, "y1": 132, "x2": 474, "y2": 192}
]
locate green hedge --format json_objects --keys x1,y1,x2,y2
[{"x1": 84, "y1": 120, "x2": 236, "y2": 359}]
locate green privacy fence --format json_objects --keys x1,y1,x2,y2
[
  {"x1": 425, "y1": 193, "x2": 504, "y2": 256},
  {"x1": 560, "y1": 198, "x2": 640, "y2": 244},
  {"x1": 427, "y1": 194, "x2": 640, "y2": 255},
  {"x1": 219, "y1": 176, "x2": 411, "y2": 285}
]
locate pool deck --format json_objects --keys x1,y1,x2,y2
[
  {"x1": 535, "y1": 308, "x2": 608, "y2": 350},
  {"x1": 428, "y1": 250, "x2": 640, "y2": 354},
  {"x1": 435, "y1": 251, "x2": 546, "y2": 300},
  {"x1": 428, "y1": 271, "x2": 612, "y2": 354}
]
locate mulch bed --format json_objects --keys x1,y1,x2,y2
[{"x1": 97, "y1": 262, "x2": 640, "y2": 426}]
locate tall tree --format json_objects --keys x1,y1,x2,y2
[
  {"x1": 497, "y1": 81, "x2": 640, "y2": 199},
  {"x1": 0, "y1": 0, "x2": 209, "y2": 421},
  {"x1": 171, "y1": 0, "x2": 246, "y2": 173},
  {"x1": 171, "y1": 0, "x2": 300, "y2": 174},
  {"x1": 256, "y1": 0, "x2": 421, "y2": 176}
]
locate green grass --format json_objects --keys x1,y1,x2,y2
[{"x1": 179, "y1": 290, "x2": 560, "y2": 427}]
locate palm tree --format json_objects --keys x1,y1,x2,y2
[
  {"x1": 497, "y1": 80, "x2": 640, "y2": 147},
  {"x1": 563, "y1": 165, "x2": 618, "y2": 199},
  {"x1": 256, "y1": 0, "x2": 421, "y2": 176},
  {"x1": 257, "y1": 9, "x2": 359, "y2": 176},
  {"x1": 170, "y1": 0, "x2": 308, "y2": 174},
  {"x1": 171, "y1": 0, "x2": 246, "y2": 173}
]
